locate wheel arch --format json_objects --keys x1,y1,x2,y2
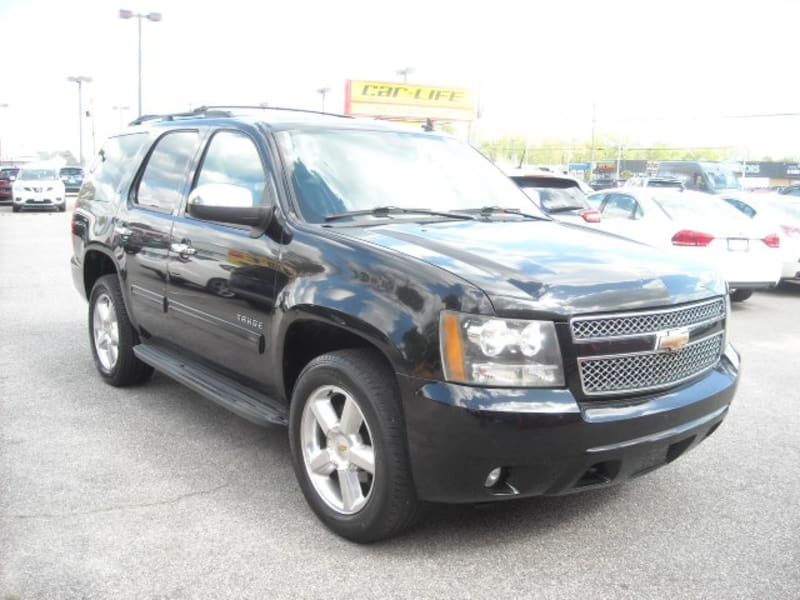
[
  {"x1": 83, "y1": 246, "x2": 119, "y2": 298},
  {"x1": 279, "y1": 309, "x2": 400, "y2": 404}
]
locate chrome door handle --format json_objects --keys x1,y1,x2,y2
[{"x1": 170, "y1": 242, "x2": 196, "y2": 256}]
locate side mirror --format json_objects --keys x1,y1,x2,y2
[{"x1": 187, "y1": 182, "x2": 274, "y2": 236}]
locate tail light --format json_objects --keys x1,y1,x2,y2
[
  {"x1": 780, "y1": 225, "x2": 800, "y2": 238},
  {"x1": 580, "y1": 209, "x2": 601, "y2": 223},
  {"x1": 672, "y1": 230, "x2": 715, "y2": 247},
  {"x1": 763, "y1": 233, "x2": 780, "y2": 248}
]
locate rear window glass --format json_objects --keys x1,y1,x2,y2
[{"x1": 653, "y1": 193, "x2": 747, "y2": 220}]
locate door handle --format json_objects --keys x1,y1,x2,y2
[{"x1": 170, "y1": 242, "x2": 196, "y2": 257}]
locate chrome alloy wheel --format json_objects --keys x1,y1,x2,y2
[
  {"x1": 300, "y1": 385, "x2": 376, "y2": 515},
  {"x1": 92, "y1": 292, "x2": 120, "y2": 371}
]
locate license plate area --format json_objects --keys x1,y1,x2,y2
[{"x1": 727, "y1": 238, "x2": 749, "y2": 251}]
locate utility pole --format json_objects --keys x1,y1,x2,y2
[{"x1": 590, "y1": 101, "x2": 597, "y2": 168}]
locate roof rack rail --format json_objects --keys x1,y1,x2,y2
[
  {"x1": 198, "y1": 105, "x2": 353, "y2": 119},
  {"x1": 127, "y1": 105, "x2": 352, "y2": 126}
]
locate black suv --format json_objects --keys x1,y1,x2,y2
[{"x1": 71, "y1": 106, "x2": 740, "y2": 542}]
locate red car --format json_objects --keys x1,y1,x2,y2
[{"x1": 0, "y1": 166, "x2": 20, "y2": 202}]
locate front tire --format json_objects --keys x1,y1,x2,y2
[
  {"x1": 730, "y1": 289, "x2": 753, "y2": 302},
  {"x1": 88, "y1": 274, "x2": 153, "y2": 386},
  {"x1": 288, "y1": 349, "x2": 420, "y2": 543}
]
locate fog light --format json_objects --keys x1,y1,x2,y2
[{"x1": 484, "y1": 467, "x2": 503, "y2": 488}]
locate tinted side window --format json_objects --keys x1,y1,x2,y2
[
  {"x1": 602, "y1": 193, "x2": 639, "y2": 219},
  {"x1": 136, "y1": 130, "x2": 200, "y2": 212},
  {"x1": 194, "y1": 130, "x2": 267, "y2": 207},
  {"x1": 87, "y1": 133, "x2": 149, "y2": 203}
]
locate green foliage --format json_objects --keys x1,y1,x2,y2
[{"x1": 477, "y1": 135, "x2": 750, "y2": 165}]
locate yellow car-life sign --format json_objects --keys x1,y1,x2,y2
[{"x1": 345, "y1": 80, "x2": 475, "y2": 121}]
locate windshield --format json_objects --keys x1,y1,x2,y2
[
  {"x1": 19, "y1": 169, "x2": 58, "y2": 181},
  {"x1": 275, "y1": 128, "x2": 544, "y2": 223},
  {"x1": 519, "y1": 185, "x2": 589, "y2": 211},
  {"x1": 701, "y1": 163, "x2": 740, "y2": 191},
  {"x1": 653, "y1": 192, "x2": 748, "y2": 221},
  {"x1": 60, "y1": 168, "x2": 83, "y2": 176}
]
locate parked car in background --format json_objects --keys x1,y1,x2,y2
[
  {"x1": 779, "y1": 184, "x2": 800, "y2": 198},
  {"x1": 508, "y1": 170, "x2": 601, "y2": 224},
  {"x1": 59, "y1": 166, "x2": 84, "y2": 193},
  {"x1": 624, "y1": 176, "x2": 685, "y2": 191},
  {"x1": 722, "y1": 193, "x2": 800, "y2": 282},
  {"x1": 588, "y1": 188, "x2": 782, "y2": 301},
  {"x1": 12, "y1": 167, "x2": 66, "y2": 212},
  {"x1": 0, "y1": 166, "x2": 20, "y2": 202},
  {"x1": 589, "y1": 177, "x2": 624, "y2": 190},
  {"x1": 655, "y1": 161, "x2": 740, "y2": 194}
]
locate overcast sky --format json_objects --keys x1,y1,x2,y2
[{"x1": 1, "y1": 0, "x2": 799, "y2": 161}]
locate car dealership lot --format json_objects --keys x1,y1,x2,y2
[{"x1": 1, "y1": 203, "x2": 798, "y2": 599}]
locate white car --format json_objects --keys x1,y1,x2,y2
[
  {"x1": 12, "y1": 167, "x2": 67, "y2": 212},
  {"x1": 722, "y1": 193, "x2": 800, "y2": 281},
  {"x1": 508, "y1": 170, "x2": 601, "y2": 225},
  {"x1": 587, "y1": 188, "x2": 783, "y2": 301}
]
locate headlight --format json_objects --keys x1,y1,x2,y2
[{"x1": 439, "y1": 310, "x2": 565, "y2": 387}]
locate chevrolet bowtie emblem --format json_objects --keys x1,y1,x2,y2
[{"x1": 655, "y1": 328, "x2": 690, "y2": 352}]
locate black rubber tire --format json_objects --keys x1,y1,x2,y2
[
  {"x1": 88, "y1": 274, "x2": 153, "y2": 387},
  {"x1": 58, "y1": 205, "x2": 66, "y2": 212},
  {"x1": 730, "y1": 289, "x2": 753, "y2": 302},
  {"x1": 288, "y1": 349, "x2": 421, "y2": 543},
  {"x1": 12, "y1": 205, "x2": 20, "y2": 213}
]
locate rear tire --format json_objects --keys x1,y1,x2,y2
[
  {"x1": 88, "y1": 274, "x2": 153, "y2": 386},
  {"x1": 12, "y1": 205, "x2": 20, "y2": 213},
  {"x1": 730, "y1": 289, "x2": 753, "y2": 302},
  {"x1": 288, "y1": 349, "x2": 420, "y2": 543}
]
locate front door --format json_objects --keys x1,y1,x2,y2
[{"x1": 164, "y1": 128, "x2": 284, "y2": 395}]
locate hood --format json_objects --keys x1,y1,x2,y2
[{"x1": 336, "y1": 219, "x2": 724, "y2": 317}]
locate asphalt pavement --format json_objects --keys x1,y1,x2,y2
[{"x1": 1, "y1": 199, "x2": 798, "y2": 599}]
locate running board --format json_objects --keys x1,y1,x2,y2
[{"x1": 133, "y1": 343, "x2": 288, "y2": 427}]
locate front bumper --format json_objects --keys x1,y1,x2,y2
[
  {"x1": 400, "y1": 344, "x2": 739, "y2": 503},
  {"x1": 13, "y1": 193, "x2": 65, "y2": 210}
]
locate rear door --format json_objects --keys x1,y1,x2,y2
[{"x1": 118, "y1": 129, "x2": 203, "y2": 339}]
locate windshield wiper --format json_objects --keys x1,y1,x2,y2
[
  {"x1": 458, "y1": 206, "x2": 550, "y2": 220},
  {"x1": 325, "y1": 206, "x2": 475, "y2": 222}
]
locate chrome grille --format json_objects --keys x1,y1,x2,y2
[
  {"x1": 571, "y1": 297, "x2": 726, "y2": 340},
  {"x1": 579, "y1": 333, "x2": 723, "y2": 396}
]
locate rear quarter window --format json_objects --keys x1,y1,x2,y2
[{"x1": 88, "y1": 133, "x2": 151, "y2": 203}]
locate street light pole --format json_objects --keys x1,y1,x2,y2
[
  {"x1": 316, "y1": 87, "x2": 330, "y2": 112},
  {"x1": 119, "y1": 9, "x2": 162, "y2": 117},
  {"x1": 396, "y1": 67, "x2": 415, "y2": 83},
  {"x1": 113, "y1": 104, "x2": 131, "y2": 129},
  {"x1": 0, "y1": 103, "x2": 8, "y2": 162},
  {"x1": 67, "y1": 76, "x2": 92, "y2": 165}
]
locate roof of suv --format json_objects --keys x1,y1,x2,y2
[{"x1": 129, "y1": 105, "x2": 424, "y2": 134}]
